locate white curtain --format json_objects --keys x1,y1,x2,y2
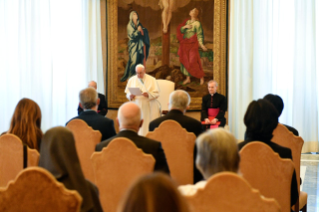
[
  {"x1": 0, "y1": 0, "x2": 103, "y2": 133},
  {"x1": 229, "y1": 0, "x2": 319, "y2": 152}
]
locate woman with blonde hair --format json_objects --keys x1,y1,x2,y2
[
  {"x1": 7, "y1": 98, "x2": 43, "y2": 151},
  {"x1": 119, "y1": 173, "x2": 190, "y2": 212}
]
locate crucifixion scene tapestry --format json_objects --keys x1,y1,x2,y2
[{"x1": 107, "y1": 0, "x2": 227, "y2": 109}]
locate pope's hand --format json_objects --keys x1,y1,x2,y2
[
  {"x1": 142, "y1": 92, "x2": 149, "y2": 98},
  {"x1": 130, "y1": 94, "x2": 136, "y2": 101},
  {"x1": 205, "y1": 118, "x2": 210, "y2": 124}
]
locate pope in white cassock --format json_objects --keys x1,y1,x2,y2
[{"x1": 125, "y1": 64, "x2": 161, "y2": 136}]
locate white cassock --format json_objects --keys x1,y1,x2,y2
[{"x1": 125, "y1": 74, "x2": 161, "y2": 136}]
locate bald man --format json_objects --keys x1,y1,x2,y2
[
  {"x1": 78, "y1": 81, "x2": 108, "y2": 116},
  {"x1": 95, "y1": 102, "x2": 170, "y2": 174}
]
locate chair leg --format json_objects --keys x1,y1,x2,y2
[
  {"x1": 294, "y1": 200, "x2": 299, "y2": 212},
  {"x1": 299, "y1": 204, "x2": 307, "y2": 212}
]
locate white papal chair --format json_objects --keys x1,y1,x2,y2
[{"x1": 156, "y1": 79, "x2": 175, "y2": 114}]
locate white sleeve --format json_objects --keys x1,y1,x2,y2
[{"x1": 125, "y1": 78, "x2": 132, "y2": 100}]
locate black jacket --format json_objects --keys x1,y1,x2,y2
[
  {"x1": 283, "y1": 124, "x2": 299, "y2": 136},
  {"x1": 78, "y1": 93, "x2": 108, "y2": 116},
  {"x1": 96, "y1": 130, "x2": 170, "y2": 174},
  {"x1": 149, "y1": 110, "x2": 202, "y2": 136},
  {"x1": 66, "y1": 110, "x2": 116, "y2": 141},
  {"x1": 201, "y1": 93, "x2": 227, "y2": 127}
]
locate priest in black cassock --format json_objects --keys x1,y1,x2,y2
[{"x1": 201, "y1": 80, "x2": 227, "y2": 128}]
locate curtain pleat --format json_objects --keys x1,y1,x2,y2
[
  {"x1": 0, "y1": 0, "x2": 103, "y2": 133},
  {"x1": 229, "y1": 0, "x2": 319, "y2": 152}
]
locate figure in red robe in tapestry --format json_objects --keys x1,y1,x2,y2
[{"x1": 177, "y1": 8, "x2": 207, "y2": 85}]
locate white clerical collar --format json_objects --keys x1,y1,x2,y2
[
  {"x1": 83, "y1": 109, "x2": 96, "y2": 112},
  {"x1": 120, "y1": 128, "x2": 138, "y2": 133}
]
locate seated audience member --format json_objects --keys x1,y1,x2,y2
[
  {"x1": 118, "y1": 173, "x2": 190, "y2": 212},
  {"x1": 95, "y1": 102, "x2": 170, "y2": 174},
  {"x1": 201, "y1": 80, "x2": 227, "y2": 128},
  {"x1": 39, "y1": 127, "x2": 103, "y2": 212},
  {"x1": 5, "y1": 98, "x2": 43, "y2": 151},
  {"x1": 78, "y1": 80, "x2": 108, "y2": 116},
  {"x1": 67, "y1": 87, "x2": 116, "y2": 141},
  {"x1": 149, "y1": 89, "x2": 203, "y2": 183},
  {"x1": 149, "y1": 90, "x2": 202, "y2": 136},
  {"x1": 179, "y1": 128, "x2": 240, "y2": 195},
  {"x1": 263, "y1": 94, "x2": 299, "y2": 136},
  {"x1": 238, "y1": 99, "x2": 298, "y2": 207}
]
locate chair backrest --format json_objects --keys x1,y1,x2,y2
[
  {"x1": 239, "y1": 142, "x2": 294, "y2": 212},
  {"x1": 272, "y1": 123, "x2": 303, "y2": 192},
  {"x1": 185, "y1": 172, "x2": 281, "y2": 212},
  {"x1": 0, "y1": 134, "x2": 39, "y2": 187},
  {"x1": 27, "y1": 148, "x2": 40, "y2": 167},
  {"x1": 91, "y1": 137, "x2": 155, "y2": 212},
  {"x1": 146, "y1": 120, "x2": 196, "y2": 185},
  {"x1": 156, "y1": 79, "x2": 175, "y2": 112},
  {"x1": 0, "y1": 167, "x2": 82, "y2": 212},
  {"x1": 67, "y1": 119, "x2": 102, "y2": 183}
]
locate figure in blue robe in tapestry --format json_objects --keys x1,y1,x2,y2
[{"x1": 120, "y1": 11, "x2": 150, "y2": 82}]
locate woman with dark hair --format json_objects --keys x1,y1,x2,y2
[
  {"x1": 263, "y1": 93, "x2": 299, "y2": 136},
  {"x1": 7, "y1": 98, "x2": 43, "y2": 151},
  {"x1": 118, "y1": 173, "x2": 190, "y2": 212},
  {"x1": 242, "y1": 99, "x2": 279, "y2": 142},
  {"x1": 39, "y1": 127, "x2": 103, "y2": 212},
  {"x1": 238, "y1": 99, "x2": 298, "y2": 207}
]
